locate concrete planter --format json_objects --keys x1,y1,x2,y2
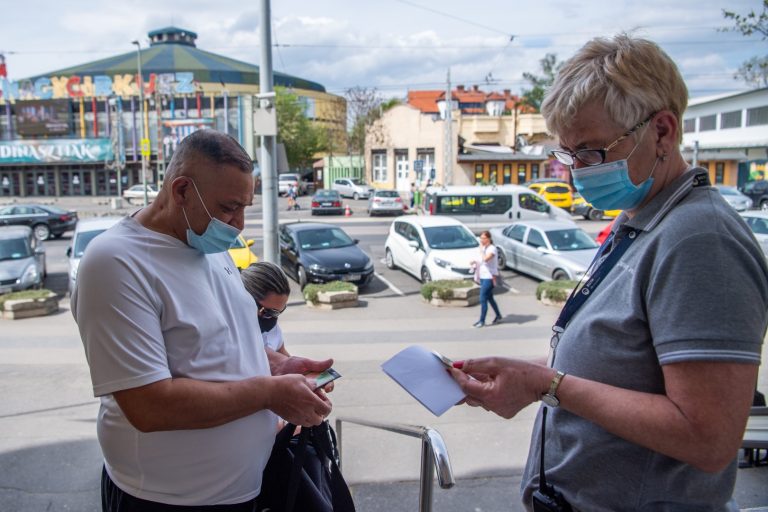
[
  {"x1": 306, "y1": 288, "x2": 359, "y2": 310},
  {"x1": 538, "y1": 288, "x2": 574, "y2": 307},
  {"x1": 1, "y1": 292, "x2": 59, "y2": 320},
  {"x1": 424, "y1": 284, "x2": 480, "y2": 307}
]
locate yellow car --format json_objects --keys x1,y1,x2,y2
[
  {"x1": 228, "y1": 235, "x2": 259, "y2": 270},
  {"x1": 572, "y1": 193, "x2": 622, "y2": 221},
  {"x1": 528, "y1": 181, "x2": 574, "y2": 210}
]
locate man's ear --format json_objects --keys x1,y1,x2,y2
[
  {"x1": 653, "y1": 110, "x2": 679, "y2": 157},
  {"x1": 171, "y1": 176, "x2": 192, "y2": 207}
]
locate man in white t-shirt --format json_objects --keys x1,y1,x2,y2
[{"x1": 72, "y1": 130, "x2": 333, "y2": 511}]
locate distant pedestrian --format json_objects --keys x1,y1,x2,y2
[
  {"x1": 471, "y1": 230, "x2": 502, "y2": 328},
  {"x1": 286, "y1": 183, "x2": 299, "y2": 211},
  {"x1": 409, "y1": 182, "x2": 416, "y2": 209}
]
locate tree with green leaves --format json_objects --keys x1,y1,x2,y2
[
  {"x1": 521, "y1": 53, "x2": 562, "y2": 111},
  {"x1": 721, "y1": 0, "x2": 768, "y2": 88},
  {"x1": 275, "y1": 87, "x2": 326, "y2": 170}
]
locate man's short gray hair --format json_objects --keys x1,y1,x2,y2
[
  {"x1": 241, "y1": 262, "x2": 291, "y2": 303},
  {"x1": 164, "y1": 129, "x2": 253, "y2": 181},
  {"x1": 541, "y1": 33, "x2": 688, "y2": 142}
]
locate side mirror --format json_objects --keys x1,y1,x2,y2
[
  {"x1": 536, "y1": 246, "x2": 552, "y2": 254},
  {"x1": 246, "y1": 239, "x2": 255, "y2": 247},
  {"x1": 353, "y1": 239, "x2": 360, "y2": 244},
  {"x1": 35, "y1": 247, "x2": 45, "y2": 255},
  {"x1": 66, "y1": 247, "x2": 71, "y2": 257},
  {"x1": 408, "y1": 240, "x2": 420, "y2": 250}
]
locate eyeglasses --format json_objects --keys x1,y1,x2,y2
[
  {"x1": 551, "y1": 112, "x2": 656, "y2": 167},
  {"x1": 256, "y1": 302, "x2": 287, "y2": 319}
]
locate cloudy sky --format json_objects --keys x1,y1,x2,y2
[{"x1": 2, "y1": 0, "x2": 762, "y2": 100}]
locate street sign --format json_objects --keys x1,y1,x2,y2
[{"x1": 140, "y1": 138, "x2": 151, "y2": 157}]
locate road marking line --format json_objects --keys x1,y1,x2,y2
[{"x1": 374, "y1": 271, "x2": 405, "y2": 296}]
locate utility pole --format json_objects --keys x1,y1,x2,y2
[
  {"x1": 692, "y1": 140, "x2": 699, "y2": 168},
  {"x1": 132, "y1": 40, "x2": 149, "y2": 207},
  {"x1": 444, "y1": 68, "x2": 453, "y2": 186},
  {"x1": 260, "y1": 0, "x2": 279, "y2": 264}
]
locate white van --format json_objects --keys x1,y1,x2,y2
[{"x1": 422, "y1": 184, "x2": 573, "y2": 232}]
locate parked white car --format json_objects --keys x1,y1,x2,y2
[
  {"x1": 66, "y1": 216, "x2": 123, "y2": 294},
  {"x1": 384, "y1": 216, "x2": 479, "y2": 282},
  {"x1": 278, "y1": 173, "x2": 307, "y2": 196},
  {"x1": 332, "y1": 177, "x2": 374, "y2": 200},
  {"x1": 490, "y1": 220, "x2": 599, "y2": 281},
  {"x1": 0, "y1": 226, "x2": 46, "y2": 294},
  {"x1": 741, "y1": 211, "x2": 768, "y2": 258},
  {"x1": 122, "y1": 184, "x2": 159, "y2": 203}
]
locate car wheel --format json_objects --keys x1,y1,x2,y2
[
  {"x1": 353, "y1": 192, "x2": 359, "y2": 201},
  {"x1": 552, "y1": 269, "x2": 569, "y2": 281},
  {"x1": 385, "y1": 248, "x2": 397, "y2": 270},
  {"x1": 497, "y1": 248, "x2": 507, "y2": 269},
  {"x1": 297, "y1": 266, "x2": 308, "y2": 289},
  {"x1": 761, "y1": 199, "x2": 768, "y2": 211},
  {"x1": 33, "y1": 224, "x2": 50, "y2": 241},
  {"x1": 587, "y1": 208, "x2": 603, "y2": 221},
  {"x1": 420, "y1": 266, "x2": 432, "y2": 283}
]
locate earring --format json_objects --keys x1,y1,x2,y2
[{"x1": 660, "y1": 153, "x2": 668, "y2": 162}]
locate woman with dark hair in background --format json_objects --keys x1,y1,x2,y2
[{"x1": 471, "y1": 230, "x2": 503, "y2": 328}]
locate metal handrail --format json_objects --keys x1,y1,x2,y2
[{"x1": 335, "y1": 416, "x2": 455, "y2": 512}]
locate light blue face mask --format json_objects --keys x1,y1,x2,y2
[
  {"x1": 571, "y1": 132, "x2": 658, "y2": 212},
  {"x1": 182, "y1": 179, "x2": 241, "y2": 254}
]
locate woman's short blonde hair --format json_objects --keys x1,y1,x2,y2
[{"x1": 541, "y1": 33, "x2": 688, "y2": 142}]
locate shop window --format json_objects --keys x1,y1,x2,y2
[
  {"x1": 503, "y1": 164, "x2": 512, "y2": 184},
  {"x1": 372, "y1": 151, "x2": 387, "y2": 182},
  {"x1": 531, "y1": 163, "x2": 540, "y2": 180},
  {"x1": 517, "y1": 164, "x2": 527, "y2": 184},
  {"x1": 715, "y1": 162, "x2": 725, "y2": 184},
  {"x1": 489, "y1": 164, "x2": 498, "y2": 184},
  {"x1": 474, "y1": 164, "x2": 484, "y2": 184}
]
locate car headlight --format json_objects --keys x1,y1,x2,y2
[
  {"x1": 309, "y1": 264, "x2": 329, "y2": 274},
  {"x1": 433, "y1": 257, "x2": 451, "y2": 268},
  {"x1": 21, "y1": 264, "x2": 40, "y2": 286}
]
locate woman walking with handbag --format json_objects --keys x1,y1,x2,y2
[{"x1": 472, "y1": 230, "x2": 503, "y2": 328}]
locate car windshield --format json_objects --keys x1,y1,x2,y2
[
  {"x1": 423, "y1": 226, "x2": 479, "y2": 249},
  {"x1": 297, "y1": 228, "x2": 354, "y2": 250},
  {"x1": 545, "y1": 229, "x2": 598, "y2": 251},
  {"x1": 279, "y1": 175, "x2": 297, "y2": 182},
  {"x1": 73, "y1": 229, "x2": 107, "y2": 258},
  {"x1": 376, "y1": 191, "x2": 400, "y2": 198},
  {"x1": 546, "y1": 185, "x2": 570, "y2": 194},
  {"x1": 717, "y1": 187, "x2": 740, "y2": 196},
  {"x1": 0, "y1": 237, "x2": 32, "y2": 260}
]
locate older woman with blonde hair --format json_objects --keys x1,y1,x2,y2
[{"x1": 449, "y1": 33, "x2": 768, "y2": 511}]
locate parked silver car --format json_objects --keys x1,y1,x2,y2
[
  {"x1": 490, "y1": 220, "x2": 598, "y2": 281},
  {"x1": 0, "y1": 226, "x2": 46, "y2": 294},
  {"x1": 122, "y1": 184, "x2": 159, "y2": 203},
  {"x1": 332, "y1": 177, "x2": 374, "y2": 200},
  {"x1": 716, "y1": 185, "x2": 752, "y2": 212},
  {"x1": 367, "y1": 189, "x2": 405, "y2": 216},
  {"x1": 66, "y1": 216, "x2": 123, "y2": 294},
  {"x1": 741, "y1": 211, "x2": 768, "y2": 258}
]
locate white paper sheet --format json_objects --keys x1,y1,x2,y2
[{"x1": 380, "y1": 345, "x2": 466, "y2": 416}]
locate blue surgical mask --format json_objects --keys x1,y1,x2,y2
[
  {"x1": 571, "y1": 135, "x2": 658, "y2": 211},
  {"x1": 182, "y1": 180, "x2": 241, "y2": 254}
]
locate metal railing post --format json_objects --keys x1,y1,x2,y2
[{"x1": 419, "y1": 437, "x2": 435, "y2": 511}]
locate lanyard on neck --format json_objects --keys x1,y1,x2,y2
[{"x1": 550, "y1": 229, "x2": 640, "y2": 355}]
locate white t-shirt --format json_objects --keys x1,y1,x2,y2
[
  {"x1": 72, "y1": 217, "x2": 277, "y2": 506},
  {"x1": 262, "y1": 323, "x2": 284, "y2": 352},
  {"x1": 477, "y1": 244, "x2": 499, "y2": 279}
]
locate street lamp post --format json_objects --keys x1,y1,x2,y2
[{"x1": 132, "y1": 40, "x2": 149, "y2": 207}]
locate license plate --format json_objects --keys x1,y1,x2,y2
[
  {"x1": 342, "y1": 273, "x2": 360, "y2": 281},
  {"x1": 321, "y1": 202, "x2": 332, "y2": 206},
  {"x1": 0, "y1": 286, "x2": 12, "y2": 295}
]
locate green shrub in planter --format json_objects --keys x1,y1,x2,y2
[
  {"x1": 535, "y1": 280, "x2": 579, "y2": 302},
  {"x1": 420, "y1": 279, "x2": 474, "y2": 301},
  {"x1": 0, "y1": 289, "x2": 55, "y2": 309},
  {"x1": 303, "y1": 281, "x2": 357, "y2": 304}
]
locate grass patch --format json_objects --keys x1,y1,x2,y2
[
  {"x1": 535, "y1": 280, "x2": 578, "y2": 302},
  {"x1": 0, "y1": 289, "x2": 55, "y2": 309},
  {"x1": 421, "y1": 279, "x2": 474, "y2": 300},
  {"x1": 303, "y1": 281, "x2": 357, "y2": 303}
]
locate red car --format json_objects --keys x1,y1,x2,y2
[{"x1": 595, "y1": 219, "x2": 616, "y2": 245}]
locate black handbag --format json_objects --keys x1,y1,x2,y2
[{"x1": 258, "y1": 421, "x2": 356, "y2": 512}]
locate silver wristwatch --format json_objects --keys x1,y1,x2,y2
[{"x1": 541, "y1": 370, "x2": 566, "y2": 407}]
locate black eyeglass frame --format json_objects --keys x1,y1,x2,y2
[
  {"x1": 256, "y1": 302, "x2": 288, "y2": 319},
  {"x1": 551, "y1": 112, "x2": 657, "y2": 167}
]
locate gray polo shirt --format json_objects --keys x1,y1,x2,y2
[{"x1": 521, "y1": 168, "x2": 768, "y2": 511}]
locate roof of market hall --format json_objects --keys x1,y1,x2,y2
[{"x1": 24, "y1": 26, "x2": 326, "y2": 93}]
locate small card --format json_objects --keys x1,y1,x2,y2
[{"x1": 381, "y1": 345, "x2": 465, "y2": 416}]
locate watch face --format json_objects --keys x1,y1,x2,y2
[{"x1": 541, "y1": 394, "x2": 560, "y2": 407}]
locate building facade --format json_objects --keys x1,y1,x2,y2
[
  {"x1": 0, "y1": 27, "x2": 346, "y2": 198},
  {"x1": 682, "y1": 87, "x2": 768, "y2": 186},
  {"x1": 365, "y1": 86, "x2": 552, "y2": 191}
]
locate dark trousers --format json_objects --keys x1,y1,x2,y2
[
  {"x1": 101, "y1": 467, "x2": 259, "y2": 512},
  {"x1": 478, "y1": 278, "x2": 501, "y2": 323}
]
